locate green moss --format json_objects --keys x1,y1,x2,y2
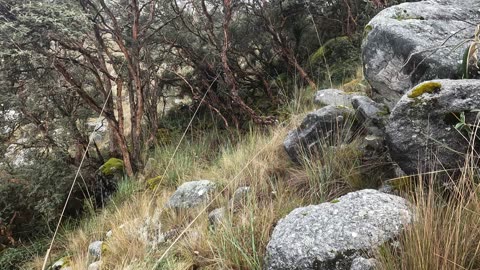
[
  {"x1": 100, "y1": 158, "x2": 124, "y2": 175},
  {"x1": 330, "y1": 199, "x2": 340, "y2": 203},
  {"x1": 363, "y1": 24, "x2": 373, "y2": 38},
  {"x1": 408, "y1": 82, "x2": 442, "y2": 98},
  {"x1": 146, "y1": 175, "x2": 162, "y2": 190},
  {"x1": 101, "y1": 242, "x2": 108, "y2": 255}
]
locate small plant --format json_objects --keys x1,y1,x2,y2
[{"x1": 453, "y1": 109, "x2": 480, "y2": 138}]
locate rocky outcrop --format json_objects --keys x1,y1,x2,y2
[
  {"x1": 284, "y1": 105, "x2": 357, "y2": 162},
  {"x1": 362, "y1": 0, "x2": 480, "y2": 109},
  {"x1": 386, "y1": 79, "x2": 480, "y2": 175},
  {"x1": 314, "y1": 89, "x2": 363, "y2": 108},
  {"x1": 265, "y1": 189, "x2": 412, "y2": 270},
  {"x1": 166, "y1": 180, "x2": 216, "y2": 208}
]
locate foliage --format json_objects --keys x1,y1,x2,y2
[
  {"x1": 0, "y1": 152, "x2": 79, "y2": 240},
  {"x1": 0, "y1": 239, "x2": 48, "y2": 270},
  {"x1": 309, "y1": 36, "x2": 361, "y2": 84}
]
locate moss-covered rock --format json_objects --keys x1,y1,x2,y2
[{"x1": 100, "y1": 158, "x2": 124, "y2": 176}]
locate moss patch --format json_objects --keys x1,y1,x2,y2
[
  {"x1": 330, "y1": 199, "x2": 340, "y2": 203},
  {"x1": 146, "y1": 175, "x2": 162, "y2": 190},
  {"x1": 100, "y1": 158, "x2": 124, "y2": 176},
  {"x1": 408, "y1": 82, "x2": 442, "y2": 98},
  {"x1": 363, "y1": 24, "x2": 373, "y2": 38}
]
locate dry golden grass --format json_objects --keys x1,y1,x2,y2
[{"x1": 377, "y1": 146, "x2": 480, "y2": 270}]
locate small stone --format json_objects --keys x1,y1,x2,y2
[
  {"x1": 88, "y1": 261, "x2": 103, "y2": 270},
  {"x1": 143, "y1": 158, "x2": 157, "y2": 177},
  {"x1": 166, "y1": 180, "x2": 216, "y2": 208},
  {"x1": 208, "y1": 207, "x2": 226, "y2": 226},
  {"x1": 229, "y1": 186, "x2": 250, "y2": 208},
  {"x1": 88, "y1": 241, "x2": 104, "y2": 260}
]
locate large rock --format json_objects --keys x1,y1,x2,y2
[
  {"x1": 362, "y1": 0, "x2": 480, "y2": 109},
  {"x1": 265, "y1": 189, "x2": 412, "y2": 270},
  {"x1": 386, "y1": 79, "x2": 480, "y2": 175},
  {"x1": 166, "y1": 180, "x2": 216, "y2": 208},
  {"x1": 284, "y1": 105, "x2": 356, "y2": 162}
]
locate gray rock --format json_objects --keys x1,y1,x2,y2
[
  {"x1": 87, "y1": 261, "x2": 103, "y2": 270},
  {"x1": 208, "y1": 187, "x2": 250, "y2": 227},
  {"x1": 362, "y1": 0, "x2": 480, "y2": 109},
  {"x1": 284, "y1": 105, "x2": 357, "y2": 162},
  {"x1": 88, "y1": 241, "x2": 104, "y2": 260},
  {"x1": 208, "y1": 207, "x2": 226, "y2": 226},
  {"x1": 143, "y1": 158, "x2": 157, "y2": 177},
  {"x1": 350, "y1": 257, "x2": 376, "y2": 270},
  {"x1": 315, "y1": 89, "x2": 363, "y2": 108},
  {"x1": 352, "y1": 96, "x2": 389, "y2": 136},
  {"x1": 265, "y1": 189, "x2": 412, "y2": 270},
  {"x1": 386, "y1": 79, "x2": 480, "y2": 175},
  {"x1": 166, "y1": 180, "x2": 216, "y2": 208}
]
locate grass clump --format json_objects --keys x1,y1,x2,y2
[{"x1": 377, "y1": 138, "x2": 480, "y2": 270}]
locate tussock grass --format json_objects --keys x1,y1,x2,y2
[{"x1": 377, "y1": 140, "x2": 480, "y2": 269}]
